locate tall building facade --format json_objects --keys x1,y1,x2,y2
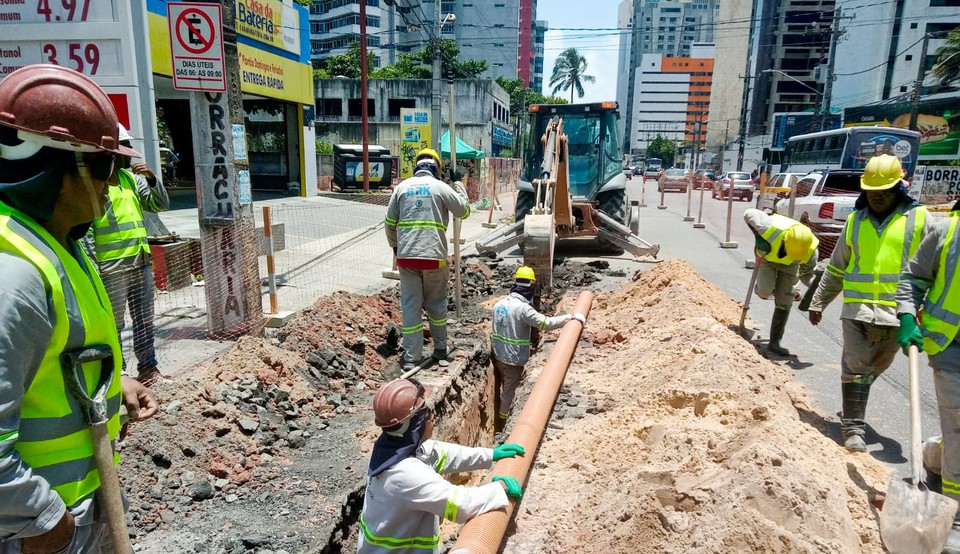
[
  {"x1": 616, "y1": 0, "x2": 634, "y2": 143},
  {"x1": 631, "y1": 46, "x2": 714, "y2": 153},
  {"x1": 705, "y1": 0, "x2": 752, "y2": 150},
  {"x1": 309, "y1": 0, "x2": 394, "y2": 66},
  {"x1": 532, "y1": 21, "x2": 548, "y2": 92},
  {"x1": 620, "y1": 0, "x2": 720, "y2": 155}
]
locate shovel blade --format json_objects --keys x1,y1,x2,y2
[{"x1": 879, "y1": 480, "x2": 958, "y2": 554}]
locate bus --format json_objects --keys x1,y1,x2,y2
[{"x1": 780, "y1": 126, "x2": 921, "y2": 178}]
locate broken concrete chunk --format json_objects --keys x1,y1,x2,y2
[{"x1": 237, "y1": 418, "x2": 259, "y2": 434}]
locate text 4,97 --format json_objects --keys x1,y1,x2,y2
[
  {"x1": 37, "y1": 0, "x2": 91, "y2": 22},
  {"x1": 43, "y1": 43, "x2": 100, "y2": 75}
]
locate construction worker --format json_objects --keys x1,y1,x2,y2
[
  {"x1": 385, "y1": 148, "x2": 470, "y2": 372},
  {"x1": 491, "y1": 266, "x2": 586, "y2": 430},
  {"x1": 0, "y1": 64, "x2": 158, "y2": 552},
  {"x1": 85, "y1": 124, "x2": 169, "y2": 386},
  {"x1": 897, "y1": 198, "x2": 960, "y2": 552},
  {"x1": 743, "y1": 208, "x2": 819, "y2": 356},
  {"x1": 358, "y1": 378, "x2": 524, "y2": 553},
  {"x1": 807, "y1": 154, "x2": 932, "y2": 452}
]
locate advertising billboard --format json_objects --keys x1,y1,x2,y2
[
  {"x1": 400, "y1": 108, "x2": 432, "y2": 179},
  {"x1": 770, "y1": 112, "x2": 843, "y2": 151},
  {"x1": 843, "y1": 91, "x2": 960, "y2": 161}
]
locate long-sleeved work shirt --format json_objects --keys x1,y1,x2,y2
[
  {"x1": 358, "y1": 439, "x2": 508, "y2": 554},
  {"x1": 385, "y1": 171, "x2": 469, "y2": 262},
  {"x1": 744, "y1": 208, "x2": 817, "y2": 283},
  {"x1": 811, "y1": 201, "x2": 935, "y2": 326},
  {"x1": 897, "y1": 215, "x2": 952, "y2": 319},
  {"x1": 492, "y1": 292, "x2": 572, "y2": 366}
]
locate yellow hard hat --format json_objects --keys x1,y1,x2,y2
[
  {"x1": 515, "y1": 266, "x2": 536, "y2": 282},
  {"x1": 416, "y1": 148, "x2": 441, "y2": 166},
  {"x1": 784, "y1": 225, "x2": 814, "y2": 261},
  {"x1": 861, "y1": 154, "x2": 903, "y2": 191}
]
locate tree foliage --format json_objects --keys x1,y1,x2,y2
[
  {"x1": 549, "y1": 48, "x2": 595, "y2": 102},
  {"x1": 313, "y1": 42, "x2": 376, "y2": 79},
  {"x1": 646, "y1": 135, "x2": 676, "y2": 167},
  {"x1": 932, "y1": 29, "x2": 960, "y2": 85},
  {"x1": 494, "y1": 77, "x2": 568, "y2": 124},
  {"x1": 314, "y1": 40, "x2": 488, "y2": 80}
]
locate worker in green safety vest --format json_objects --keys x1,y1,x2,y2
[
  {"x1": 898, "y1": 198, "x2": 960, "y2": 553},
  {"x1": 84, "y1": 124, "x2": 168, "y2": 386},
  {"x1": 0, "y1": 64, "x2": 158, "y2": 553}
]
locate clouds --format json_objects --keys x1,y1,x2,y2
[{"x1": 541, "y1": 29, "x2": 620, "y2": 103}]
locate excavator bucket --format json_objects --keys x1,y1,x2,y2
[{"x1": 523, "y1": 213, "x2": 556, "y2": 289}]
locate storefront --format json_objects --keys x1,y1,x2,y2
[{"x1": 147, "y1": 0, "x2": 317, "y2": 197}]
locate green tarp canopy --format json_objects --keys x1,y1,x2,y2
[{"x1": 440, "y1": 131, "x2": 485, "y2": 159}]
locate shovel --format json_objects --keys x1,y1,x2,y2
[
  {"x1": 879, "y1": 345, "x2": 958, "y2": 553},
  {"x1": 739, "y1": 259, "x2": 761, "y2": 337}
]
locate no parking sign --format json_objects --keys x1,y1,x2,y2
[{"x1": 168, "y1": 2, "x2": 226, "y2": 91}]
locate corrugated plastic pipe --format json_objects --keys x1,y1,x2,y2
[{"x1": 449, "y1": 290, "x2": 594, "y2": 554}]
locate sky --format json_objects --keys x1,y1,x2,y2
[{"x1": 538, "y1": 0, "x2": 624, "y2": 103}]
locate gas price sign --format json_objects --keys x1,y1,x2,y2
[
  {"x1": 0, "y1": 39, "x2": 121, "y2": 77},
  {"x1": 0, "y1": 0, "x2": 116, "y2": 24}
]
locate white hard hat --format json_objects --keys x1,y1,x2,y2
[{"x1": 117, "y1": 123, "x2": 134, "y2": 143}]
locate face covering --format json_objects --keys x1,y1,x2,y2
[
  {"x1": 368, "y1": 408, "x2": 429, "y2": 478},
  {"x1": 511, "y1": 282, "x2": 535, "y2": 302}
]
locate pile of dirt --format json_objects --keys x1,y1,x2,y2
[{"x1": 504, "y1": 260, "x2": 890, "y2": 553}]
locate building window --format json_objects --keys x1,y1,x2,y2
[
  {"x1": 318, "y1": 99, "x2": 342, "y2": 117},
  {"x1": 906, "y1": 54, "x2": 913, "y2": 61},
  {"x1": 441, "y1": 1, "x2": 454, "y2": 12},
  {"x1": 910, "y1": 22, "x2": 919, "y2": 29},
  {"x1": 387, "y1": 99, "x2": 416, "y2": 117},
  {"x1": 348, "y1": 99, "x2": 376, "y2": 117},
  {"x1": 900, "y1": 86, "x2": 909, "y2": 92},
  {"x1": 931, "y1": 0, "x2": 960, "y2": 5}
]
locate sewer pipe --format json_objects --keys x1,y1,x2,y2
[{"x1": 449, "y1": 290, "x2": 594, "y2": 554}]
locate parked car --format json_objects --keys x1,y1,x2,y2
[
  {"x1": 658, "y1": 168, "x2": 690, "y2": 193},
  {"x1": 773, "y1": 169, "x2": 863, "y2": 260},
  {"x1": 712, "y1": 171, "x2": 754, "y2": 201},
  {"x1": 692, "y1": 169, "x2": 716, "y2": 190},
  {"x1": 756, "y1": 172, "x2": 806, "y2": 212}
]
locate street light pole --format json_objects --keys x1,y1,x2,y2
[
  {"x1": 431, "y1": 0, "x2": 442, "y2": 150},
  {"x1": 360, "y1": 0, "x2": 370, "y2": 192},
  {"x1": 694, "y1": 113, "x2": 706, "y2": 229}
]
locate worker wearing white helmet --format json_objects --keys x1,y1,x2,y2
[
  {"x1": 490, "y1": 266, "x2": 586, "y2": 430},
  {"x1": 358, "y1": 378, "x2": 524, "y2": 554},
  {"x1": 808, "y1": 154, "x2": 933, "y2": 452},
  {"x1": 744, "y1": 208, "x2": 819, "y2": 356},
  {"x1": 83, "y1": 123, "x2": 169, "y2": 386}
]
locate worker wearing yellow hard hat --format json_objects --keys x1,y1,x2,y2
[
  {"x1": 489, "y1": 266, "x2": 586, "y2": 431},
  {"x1": 744, "y1": 208, "x2": 820, "y2": 356}
]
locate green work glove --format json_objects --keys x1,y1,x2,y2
[
  {"x1": 897, "y1": 313, "x2": 924, "y2": 355},
  {"x1": 493, "y1": 443, "x2": 525, "y2": 461},
  {"x1": 492, "y1": 476, "x2": 523, "y2": 499}
]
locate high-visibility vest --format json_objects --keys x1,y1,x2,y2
[
  {"x1": 830, "y1": 206, "x2": 927, "y2": 308},
  {"x1": 759, "y1": 213, "x2": 819, "y2": 264},
  {"x1": 90, "y1": 168, "x2": 150, "y2": 263},
  {"x1": 0, "y1": 200, "x2": 123, "y2": 507},
  {"x1": 922, "y1": 212, "x2": 960, "y2": 355}
]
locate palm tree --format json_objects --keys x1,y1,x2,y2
[
  {"x1": 549, "y1": 48, "x2": 596, "y2": 102},
  {"x1": 932, "y1": 29, "x2": 960, "y2": 85}
]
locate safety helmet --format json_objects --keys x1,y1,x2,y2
[
  {"x1": 0, "y1": 64, "x2": 140, "y2": 161},
  {"x1": 373, "y1": 378, "x2": 426, "y2": 429},
  {"x1": 117, "y1": 123, "x2": 134, "y2": 143},
  {"x1": 784, "y1": 225, "x2": 814, "y2": 260},
  {"x1": 515, "y1": 266, "x2": 536, "y2": 282},
  {"x1": 861, "y1": 154, "x2": 903, "y2": 191},
  {"x1": 415, "y1": 148, "x2": 441, "y2": 166}
]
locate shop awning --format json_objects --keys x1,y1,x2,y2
[{"x1": 440, "y1": 131, "x2": 485, "y2": 159}]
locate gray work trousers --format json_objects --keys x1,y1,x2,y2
[
  {"x1": 101, "y1": 264, "x2": 157, "y2": 372},
  {"x1": 840, "y1": 319, "x2": 899, "y2": 384},
  {"x1": 399, "y1": 266, "x2": 449, "y2": 364},
  {"x1": 754, "y1": 261, "x2": 799, "y2": 309},
  {"x1": 492, "y1": 356, "x2": 524, "y2": 419},
  {"x1": 931, "y1": 340, "x2": 960, "y2": 511},
  {"x1": 0, "y1": 520, "x2": 127, "y2": 554}
]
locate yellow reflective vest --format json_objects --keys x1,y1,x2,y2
[
  {"x1": 923, "y1": 212, "x2": 960, "y2": 355},
  {"x1": 90, "y1": 168, "x2": 150, "y2": 264},
  {"x1": 829, "y1": 206, "x2": 927, "y2": 309},
  {"x1": 759, "y1": 213, "x2": 819, "y2": 265},
  {"x1": 0, "y1": 201, "x2": 123, "y2": 507}
]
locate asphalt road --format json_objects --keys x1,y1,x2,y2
[{"x1": 622, "y1": 175, "x2": 936, "y2": 478}]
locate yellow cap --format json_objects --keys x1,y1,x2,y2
[
  {"x1": 784, "y1": 225, "x2": 814, "y2": 261},
  {"x1": 515, "y1": 265, "x2": 536, "y2": 282},
  {"x1": 416, "y1": 148, "x2": 441, "y2": 166},
  {"x1": 861, "y1": 154, "x2": 903, "y2": 191}
]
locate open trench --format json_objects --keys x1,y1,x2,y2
[{"x1": 120, "y1": 258, "x2": 895, "y2": 553}]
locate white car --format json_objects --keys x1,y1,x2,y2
[
  {"x1": 756, "y1": 172, "x2": 806, "y2": 212},
  {"x1": 774, "y1": 170, "x2": 863, "y2": 259}
]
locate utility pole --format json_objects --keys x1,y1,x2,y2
[
  {"x1": 431, "y1": 0, "x2": 442, "y2": 150},
  {"x1": 360, "y1": 0, "x2": 370, "y2": 192},
  {"x1": 909, "y1": 33, "x2": 933, "y2": 131},
  {"x1": 820, "y1": 7, "x2": 844, "y2": 131}
]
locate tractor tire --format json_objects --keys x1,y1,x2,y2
[
  {"x1": 597, "y1": 189, "x2": 627, "y2": 255},
  {"x1": 515, "y1": 190, "x2": 536, "y2": 223}
]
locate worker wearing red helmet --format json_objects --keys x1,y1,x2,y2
[
  {"x1": 358, "y1": 378, "x2": 524, "y2": 553},
  {"x1": 0, "y1": 65, "x2": 158, "y2": 552}
]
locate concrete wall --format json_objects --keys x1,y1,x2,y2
[{"x1": 705, "y1": 0, "x2": 752, "y2": 149}]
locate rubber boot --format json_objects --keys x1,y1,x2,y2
[
  {"x1": 767, "y1": 307, "x2": 791, "y2": 356},
  {"x1": 841, "y1": 381, "x2": 871, "y2": 452},
  {"x1": 942, "y1": 518, "x2": 960, "y2": 554}
]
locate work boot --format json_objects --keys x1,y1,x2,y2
[
  {"x1": 767, "y1": 307, "x2": 791, "y2": 356},
  {"x1": 841, "y1": 381, "x2": 871, "y2": 453},
  {"x1": 430, "y1": 349, "x2": 450, "y2": 368},
  {"x1": 924, "y1": 467, "x2": 943, "y2": 494},
  {"x1": 943, "y1": 519, "x2": 960, "y2": 554},
  {"x1": 402, "y1": 359, "x2": 419, "y2": 373}
]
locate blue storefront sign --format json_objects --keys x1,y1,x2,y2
[{"x1": 492, "y1": 125, "x2": 513, "y2": 147}]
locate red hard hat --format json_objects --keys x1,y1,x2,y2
[
  {"x1": 373, "y1": 378, "x2": 426, "y2": 428},
  {"x1": 0, "y1": 64, "x2": 139, "y2": 159}
]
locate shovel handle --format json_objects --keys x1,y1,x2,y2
[
  {"x1": 739, "y1": 260, "x2": 762, "y2": 335},
  {"x1": 91, "y1": 423, "x2": 132, "y2": 552},
  {"x1": 909, "y1": 345, "x2": 923, "y2": 487}
]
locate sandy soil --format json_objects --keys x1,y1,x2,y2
[{"x1": 501, "y1": 260, "x2": 890, "y2": 553}]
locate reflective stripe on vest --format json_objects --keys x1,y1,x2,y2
[
  {"x1": 922, "y1": 213, "x2": 960, "y2": 355},
  {"x1": 760, "y1": 213, "x2": 817, "y2": 264},
  {"x1": 842, "y1": 207, "x2": 926, "y2": 308},
  {"x1": 91, "y1": 169, "x2": 150, "y2": 262},
  {"x1": 0, "y1": 201, "x2": 123, "y2": 506},
  {"x1": 359, "y1": 514, "x2": 441, "y2": 551}
]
